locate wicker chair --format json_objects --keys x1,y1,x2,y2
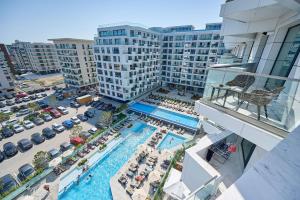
[{"x1": 237, "y1": 87, "x2": 284, "y2": 120}]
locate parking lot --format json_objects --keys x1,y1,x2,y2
[{"x1": 0, "y1": 90, "x2": 121, "y2": 179}]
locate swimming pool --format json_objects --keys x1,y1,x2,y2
[
  {"x1": 158, "y1": 132, "x2": 187, "y2": 150},
  {"x1": 129, "y1": 102, "x2": 200, "y2": 130},
  {"x1": 58, "y1": 121, "x2": 156, "y2": 200}
]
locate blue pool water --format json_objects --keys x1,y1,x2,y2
[
  {"x1": 58, "y1": 121, "x2": 156, "y2": 200},
  {"x1": 129, "y1": 102, "x2": 199, "y2": 130},
  {"x1": 158, "y1": 132, "x2": 187, "y2": 150}
]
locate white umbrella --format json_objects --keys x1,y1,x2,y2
[
  {"x1": 148, "y1": 170, "x2": 161, "y2": 183},
  {"x1": 49, "y1": 156, "x2": 62, "y2": 167},
  {"x1": 19, "y1": 196, "x2": 34, "y2": 200},
  {"x1": 62, "y1": 149, "x2": 74, "y2": 158},
  {"x1": 132, "y1": 188, "x2": 147, "y2": 200}
]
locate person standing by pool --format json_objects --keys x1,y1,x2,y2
[
  {"x1": 169, "y1": 137, "x2": 174, "y2": 144},
  {"x1": 76, "y1": 175, "x2": 80, "y2": 185}
]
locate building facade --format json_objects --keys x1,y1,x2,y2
[
  {"x1": 9, "y1": 40, "x2": 34, "y2": 73},
  {"x1": 163, "y1": 1, "x2": 300, "y2": 200},
  {"x1": 159, "y1": 23, "x2": 224, "y2": 94},
  {"x1": 30, "y1": 43, "x2": 61, "y2": 74},
  {"x1": 94, "y1": 25, "x2": 161, "y2": 101},
  {"x1": 0, "y1": 50, "x2": 14, "y2": 96},
  {"x1": 50, "y1": 38, "x2": 98, "y2": 90},
  {"x1": 0, "y1": 44, "x2": 16, "y2": 75},
  {"x1": 94, "y1": 23, "x2": 224, "y2": 101}
]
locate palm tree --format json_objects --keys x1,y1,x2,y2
[
  {"x1": 28, "y1": 102, "x2": 39, "y2": 112},
  {"x1": 0, "y1": 113, "x2": 9, "y2": 123},
  {"x1": 98, "y1": 111, "x2": 113, "y2": 128},
  {"x1": 70, "y1": 124, "x2": 83, "y2": 138},
  {"x1": 33, "y1": 151, "x2": 49, "y2": 170}
]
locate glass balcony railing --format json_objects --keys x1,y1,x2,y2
[
  {"x1": 185, "y1": 176, "x2": 219, "y2": 200},
  {"x1": 199, "y1": 65, "x2": 300, "y2": 134}
]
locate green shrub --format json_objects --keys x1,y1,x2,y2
[{"x1": 78, "y1": 158, "x2": 87, "y2": 167}]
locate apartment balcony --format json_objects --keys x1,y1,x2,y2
[{"x1": 196, "y1": 65, "x2": 299, "y2": 144}]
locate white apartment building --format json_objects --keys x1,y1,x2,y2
[
  {"x1": 159, "y1": 23, "x2": 225, "y2": 94},
  {"x1": 163, "y1": 1, "x2": 300, "y2": 200},
  {"x1": 9, "y1": 40, "x2": 34, "y2": 73},
  {"x1": 30, "y1": 43, "x2": 61, "y2": 74},
  {"x1": 94, "y1": 23, "x2": 224, "y2": 101},
  {"x1": 94, "y1": 25, "x2": 161, "y2": 101},
  {"x1": 0, "y1": 51, "x2": 14, "y2": 96},
  {"x1": 49, "y1": 38, "x2": 98, "y2": 90}
]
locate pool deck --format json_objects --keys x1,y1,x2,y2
[{"x1": 110, "y1": 118, "x2": 193, "y2": 200}]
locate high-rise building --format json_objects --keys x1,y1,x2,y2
[
  {"x1": 0, "y1": 50, "x2": 14, "y2": 96},
  {"x1": 158, "y1": 23, "x2": 224, "y2": 94},
  {"x1": 94, "y1": 25, "x2": 161, "y2": 101},
  {"x1": 162, "y1": 1, "x2": 300, "y2": 200},
  {"x1": 94, "y1": 23, "x2": 224, "y2": 101},
  {"x1": 0, "y1": 44, "x2": 16, "y2": 75},
  {"x1": 49, "y1": 38, "x2": 98, "y2": 89},
  {"x1": 30, "y1": 43, "x2": 61, "y2": 74},
  {"x1": 9, "y1": 40, "x2": 34, "y2": 73}
]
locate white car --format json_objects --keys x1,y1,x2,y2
[
  {"x1": 23, "y1": 120, "x2": 34, "y2": 129},
  {"x1": 13, "y1": 123, "x2": 24, "y2": 133},
  {"x1": 0, "y1": 108, "x2": 11, "y2": 115},
  {"x1": 52, "y1": 123, "x2": 65, "y2": 132},
  {"x1": 71, "y1": 116, "x2": 80, "y2": 124},
  {"x1": 57, "y1": 106, "x2": 68, "y2": 115},
  {"x1": 88, "y1": 127, "x2": 98, "y2": 134}
]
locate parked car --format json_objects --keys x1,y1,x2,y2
[
  {"x1": 0, "y1": 96, "x2": 5, "y2": 101},
  {"x1": 48, "y1": 148, "x2": 60, "y2": 159},
  {"x1": 95, "y1": 122, "x2": 103, "y2": 129},
  {"x1": 16, "y1": 92, "x2": 27, "y2": 98},
  {"x1": 42, "y1": 114, "x2": 52, "y2": 121},
  {"x1": 6, "y1": 100, "x2": 15, "y2": 106},
  {"x1": 1, "y1": 118, "x2": 19, "y2": 127},
  {"x1": 57, "y1": 106, "x2": 68, "y2": 115},
  {"x1": 23, "y1": 120, "x2": 34, "y2": 129},
  {"x1": 49, "y1": 108, "x2": 61, "y2": 118},
  {"x1": 88, "y1": 127, "x2": 98, "y2": 135},
  {"x1": 70, "y1": 137, "x2": 85, "y2": 145},
  {"x1": 3, "y1": 142, "x2": 18, "y2": 157},
  {"x1": 42, "y1": 128, "x2": 56, "y2": 139},
  {"x1": 70, "y1": 101, "x2": 80, "y2": 108},
  {"x1": 16, "y1": 108, "x2": 31, "y2": 117},
  {"x1": 60, "y1": 142, "x2": 73, "y2": 152},
  {"x1": 29, "y1": 95, "x2": 37, "y2": 100},
  {"x1": 84, "y1": 110, "x2": 95, "y2": 118},
  {"x1": 31, "y1": 133, "x2": 45, "y2": 144},
  {"x1": 79, "y1": 131, "x2": 91, "y2": 140},
  {"x1": 13, "y1": 124, "x2": 24, "y2": 133},
  {"x1": 0, "y1": 151, "x2": 5, "y2": 162},
  {"x1": 18, "y1": 138, "x2": 33, "y2": 151},
  {"x1": 62, "y1": 120, "x2": 74, "y2": 129},
  {"x1": 52, "y1": 123, "x2": 65, "y2": 132},
  {"x1": 1, "y1": 127, "x2": 14, "y2": 138},
  {"x1": 15, "y1": 98, "x2": 23, "y2": 104},
  {"x1": 23, "y1": 96, "x2": 30, "y2": 102},
  {"x1": 1, "y1": 108, "x2": 11, "y2": 115},
  {"x1": 37, "y1": 101, "x2": 48, "y2": 109},
  {"x1": 57, "y1": 95, "x2": 64, "y2": 101},
  {"x1": 4, "y1": 94, "x2": 14, "y2": 99},
  {"x1": 71, "y1": 116, "x2": 80, "y2": 124},
  {"x1": 32, "y1": 117, "x2": 44, "y2": 125},
  {"x1": 41, "y1": 93, "x2": 47, "y2": 97},
  {"x1": 19, "y1": 164, "x2": 35, "y2": 180},
  {"x1": 0, "y1": 174, "x2": 18, "y2": 195},
  {"x1": 77, "y1": 114, "x2": 88, "y2": 121},
  {"x1": 0, "y1": 102, "x2": 5, "y2": 108}
]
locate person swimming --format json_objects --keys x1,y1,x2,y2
[
  {"x1": 169, "y1": 137, "x2": 174, "y2": 144},
  {"x1": 86, "y1": 174, "x2": 93, "y2": 181}
]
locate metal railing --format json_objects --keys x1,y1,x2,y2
[{"x1": 199, "y1": 65, "x2": 300, "y2": 134}]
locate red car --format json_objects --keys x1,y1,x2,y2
[
  {"x1": 16, "y1": 92, "x2": 28, "y2": 98},
  {"x1": 70, "y1": 137, "x2": 85, "y2": 145},
  {"x1": 43, "y1": 107, "x2": 53, "y2": 113},
  {"x1": 49, "y1": 109, "x2": 61, "y2": 118}
]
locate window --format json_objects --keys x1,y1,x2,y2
[
  {"x1": 241, "y1": 138, "x2": 256, "y2": 168},
  {"x1": 267, "y1": 24, "x2": 300, "y2": 88}
]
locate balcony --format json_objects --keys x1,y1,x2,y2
[{"x1": 196, "y1": 65, "x2": 300, "y2": 137}]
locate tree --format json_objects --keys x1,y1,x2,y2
[
  {"x1": 70, "y1": 124, "x2": 83, "y2": 138},
  {"x1": 98, "y1": 111, "x2": 113, "y2": 127},
  {"x1": 33, "y1": 151, "x2": 49, "y2": 170},
  {"x1": 0, "y1": 113, "x2": 10, "y2": 123},
  {"x1": 28, "y1": 102, "x2": 39, "y2": 112}
]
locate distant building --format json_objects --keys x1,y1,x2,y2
[
  {"x1": 0, "y1": 50, "x2": 14, "y2": 96},
  {"x1": 30, "y1": 43, "x2": 61, "y2": 74},
  {"x1": 0, "y1": 44, "x2": 16, "y2": 75},
  {"x1": 49, "y1": 38, "x2": 98, "y2": 90},
  {"x1": 9, "y1": 40, "x2": 34, "y2": 73},
  {"x1": 94, "y1": 23, "x2": 224, "y2": 101}
]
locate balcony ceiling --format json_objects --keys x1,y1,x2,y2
[{"x1": 221, "y1": 1, "x2": 290, "y2": 23}]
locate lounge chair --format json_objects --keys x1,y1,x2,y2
[
  {"x1": 126, "y1": 171, "x2": 134, "y2": 177},
  {"x1": 126, "y1": 187, "x2": 134, "y2": 196}
]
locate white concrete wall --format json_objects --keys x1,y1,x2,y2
[{"x1": 244, "y1": 146, "x2": 267, "y2": 172}]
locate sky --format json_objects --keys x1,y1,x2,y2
[{"x1": 0, "y1": 0, "x2": 223, "y2": 44}]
